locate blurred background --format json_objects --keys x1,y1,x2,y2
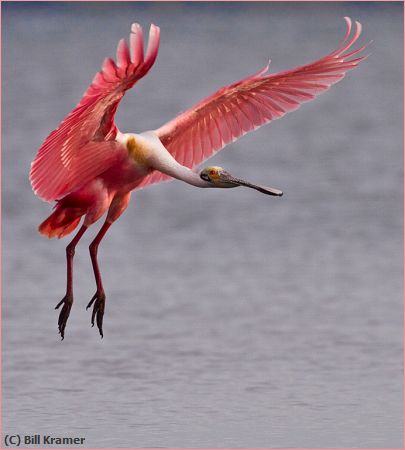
[{"x1": 2, "y1": 2, "x2": 403, "y2": 447}]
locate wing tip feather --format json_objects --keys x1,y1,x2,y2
[
  {"x1": 131, "y1": 22, "x2": 141, "y2": 33},
  {"x1": 332, "y1": 17, "x2": 364, "y2": 58}
]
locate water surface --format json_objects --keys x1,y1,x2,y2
[{"x1": 2, "y1": 2, "x2": 403, "y2": 447}]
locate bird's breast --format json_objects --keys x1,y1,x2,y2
[
  {"x1": 100, "y1": 152, "x2": 152, "y2": 194},
  {"x1": 126, "y1": 135, "x2": 152, "y2": 168}
]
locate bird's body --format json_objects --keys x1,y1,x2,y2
[
  {"x1": 38, "y1": 130, "x2": 209, "y2": 238},
  {"x1": 30, "y1": 19, "x2": 366, "y2": 338}
]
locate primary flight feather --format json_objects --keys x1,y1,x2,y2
[{"x1": 30, "y1": 18, "x2": 366, "y2": 339}]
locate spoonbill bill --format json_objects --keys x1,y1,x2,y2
[{"x1": 30, "y1": 18, "x2": 366, "y2": 339}]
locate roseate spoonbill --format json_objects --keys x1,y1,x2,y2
[{"x1": 30, "y1": 18, "x2": 366, "y2": 339}]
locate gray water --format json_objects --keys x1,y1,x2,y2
[{"x1": 2, "y1": 2, "x2": 403, "y2": 448}]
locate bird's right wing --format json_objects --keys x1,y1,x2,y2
[
  {"x1": 30, "y1": 23, "x2": 160, "y2": 202},
  {"x1": 138, "y1": 18, "x2": 366, "y2": 190}
]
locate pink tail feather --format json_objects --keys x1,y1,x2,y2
[{"x1": 38, "y1": 206, "x2": 82, "y2": 239}]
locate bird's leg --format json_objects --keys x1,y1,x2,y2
[
  {"x1": 55, "y1": 225, "x2": 88, "y2": 339},
  {"x1": 87, "y1": 220, "x2": 112, "y2": 338},
  {"x1": 86, "y1": 192, "x2": 131, "y2": 338}
]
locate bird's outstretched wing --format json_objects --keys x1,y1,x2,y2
[
  {"x1": 30, "y1": 23, "x2": 160, "y2": 202},
  {"x1": 138, "y1": 17, "x2": 366, "y2": 189}
]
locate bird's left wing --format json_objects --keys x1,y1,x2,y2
[
  {"x1": 138, "y1": 18, "x2": 366, "y2": 190},
  {"x1": 30, "y1": 23, "x2": 160, "y2": 202}
]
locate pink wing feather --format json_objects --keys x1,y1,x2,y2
[
  {"x1": 138, "y1": 18, "x2": 366, "y2": 189},
  {"x1": 30, "y1": 23, "x2": 160, "y2": 202}
]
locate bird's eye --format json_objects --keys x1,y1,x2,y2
[{"x1": 209, "y1": 170, "x2": 216, "y2": 176}]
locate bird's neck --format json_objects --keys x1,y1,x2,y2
[
  {"x1": 168, "y1": 164, "x2": 209, "y2": 187},
  {"x1": 127, "y1": 131, "x2": 209, "y2": 188}
]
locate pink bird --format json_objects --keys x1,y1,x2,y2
[{"x1": 30, "y1": 18, "x2": 366, "y2": 339}]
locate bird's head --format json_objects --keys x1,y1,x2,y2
[{"x1": 199, "y1": 166, "x2": 283, "y2": 197}]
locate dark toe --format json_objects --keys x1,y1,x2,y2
[
  {"x1": 56, "y1": 294, "x2": 73, "y2": 339},
  {"x1": 88, "y1": 292, "x2": 106, "y2": 337}
]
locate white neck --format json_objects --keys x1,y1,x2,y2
[
  {"x1": 166, "y1": 164, "x2": 210, "y2": 187},
  {"x1": 133, "y1": 131, "x2": 211, "y2": 188}
]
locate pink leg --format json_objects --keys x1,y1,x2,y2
[
  {"x1": 86, "y1": 220, "x2": 112, "y2": 338},
  {"x1": 86, "y1": 192, "x2": 131, "y2": 338},
  {"x1": 55, "y1": 224, "x2": 88, "y2": 339}
]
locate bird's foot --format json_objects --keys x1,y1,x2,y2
[
  {"x1": 86, "y1": 291, "x2": 105, "y2": 338},
  {"x1": 55, "y1": 293, "x2": 73, "y2": 340}
]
